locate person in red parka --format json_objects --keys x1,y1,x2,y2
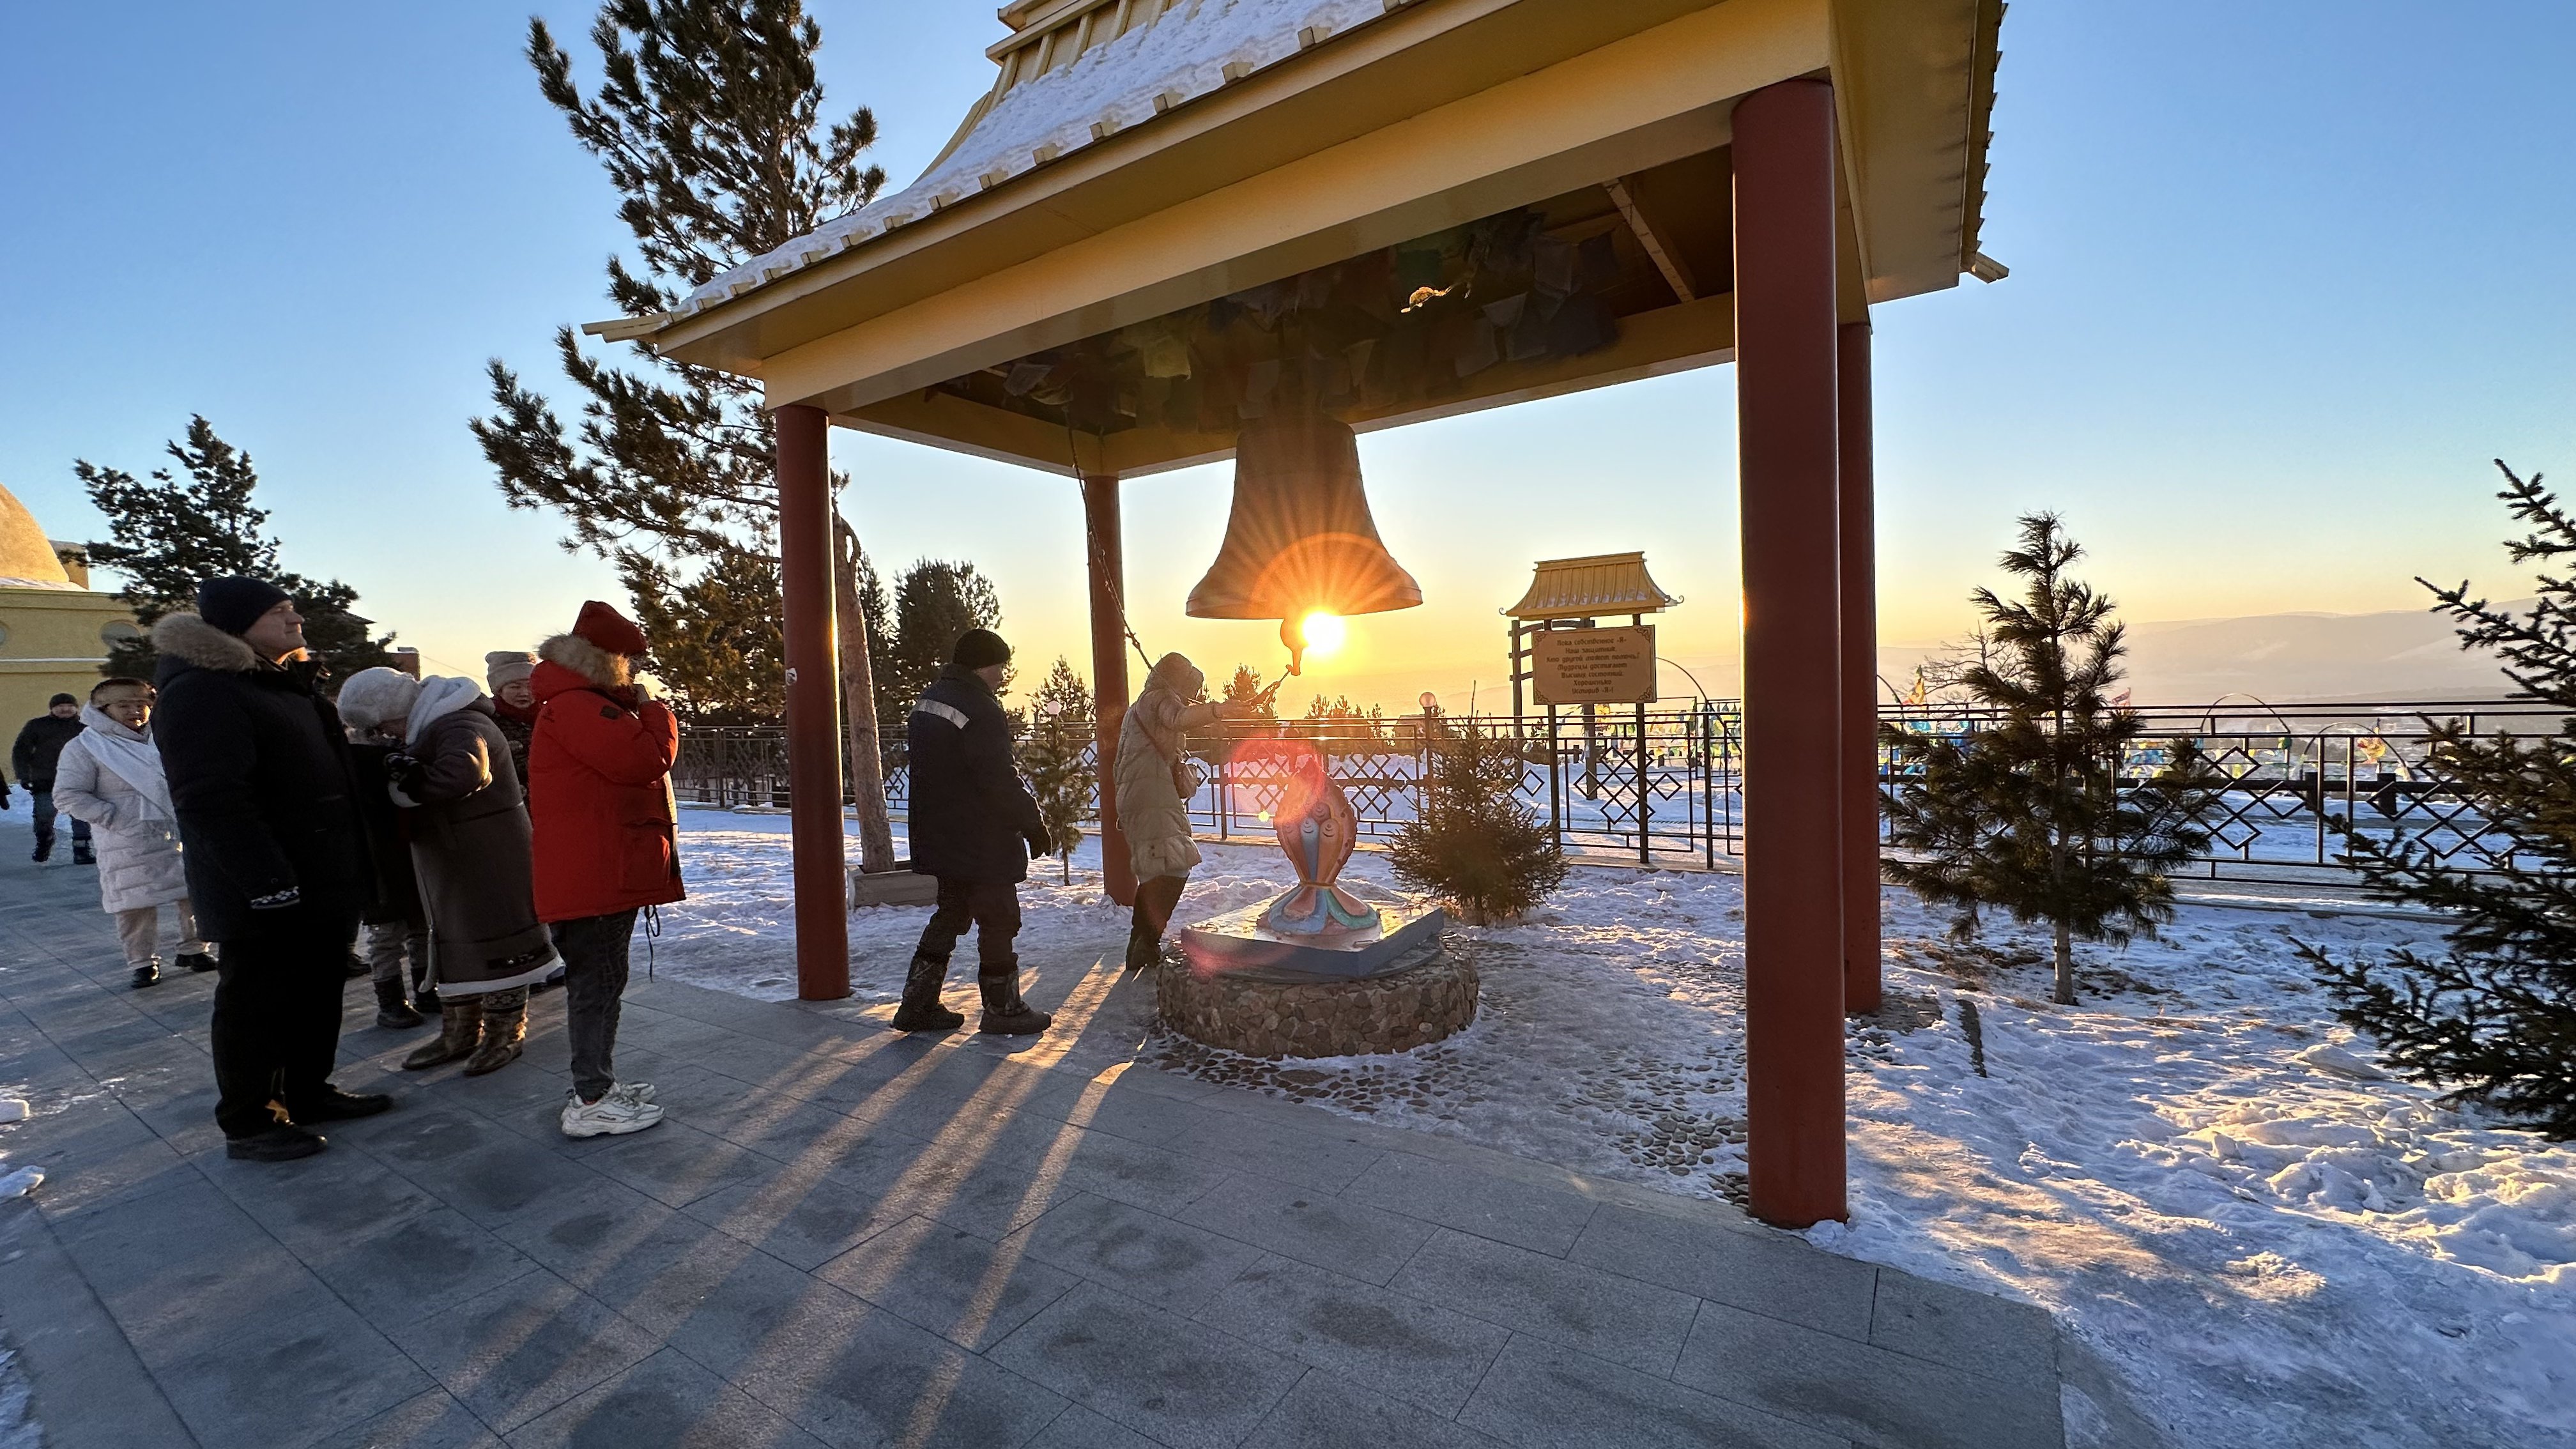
[{"x1": 528, "y1": 601, "x2": 682, "y2": 1139}]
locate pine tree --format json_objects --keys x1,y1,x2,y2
[
  {"x1": 76, "y1": 416, "x2": 395, "y2": 681},
  {"x1": 1392, "y1": 723, "x2": 1567, "y2": 926},
  {"x1": 1882, "y1": 514, "x2": 2226, "y2": 1006},
  {"x1": 620, "y1": 545, "x2": 786, "y2": 723},
  {"x1": 471, "y1": 0, "x2": 901, "y2": 866},
  {"x1": 1223, "y1": 664, "x2": 1279, "y2": 725},
  {"x1": 2296, "y1": 461, "x2": 2576, "y2": 1136},
  {"x1": 1018, "y1": 658, "x2": 1094, "y2": 884},
  {"x1": 877, "y1": 559, "x2": 1002, "y2": 726}
]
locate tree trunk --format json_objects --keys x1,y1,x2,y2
[
  {"x1": 833, "y1": 510, "x2": 896, "y2": 875},
  {"x1": 2052, "y1": 919, "x2": 2076, "y2": 1006}
]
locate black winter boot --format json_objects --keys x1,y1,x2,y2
[
  {"x1": 374, "y1": 977, "x2": 424, "y2": 1029},
  {"x1": 178, "y1": 951, "x2": 216, "y2": 974},
  {"x1": 891, "y1": 954, "x2": 964, "y2": 1032},
  {"x1": 976, "y1": 959, "x2": 1052, "y2": 1036},
  {"x1": 72, "y1": 841, "x2": 95, "y2": 866},
  {"x1": 130, "y1": 962, "x2": 160, "y2": 990},
  {"x1": 1124, "y1": 912, "x2": 1161, "y2": 973}
]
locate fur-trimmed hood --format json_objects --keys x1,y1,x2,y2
[
  {"x1": 151, "y1": 613, "x2": 259, "y2": 673},
  {"x1": 537, "y1": 632, "x2": 627, "y2": 690}
]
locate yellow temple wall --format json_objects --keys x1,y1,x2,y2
[{"x1": 0, "y1": 585, "x2": 132, "y2": 755}]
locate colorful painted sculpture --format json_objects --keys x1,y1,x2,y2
[{"x1": 1263, "y1": 749, "x2": 1381, "y2": 936}]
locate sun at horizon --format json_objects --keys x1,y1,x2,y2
[{"x1": 1298, "y1": 610, "x2": 1347, "y2": 662}]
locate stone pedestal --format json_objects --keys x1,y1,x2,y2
[
  {"x1": 1180, "y1": 901, "x2": 1446, "y2": 979},
  {"x1": 1156, "y1": 944, "x2": 1477, "y2": 1060}
]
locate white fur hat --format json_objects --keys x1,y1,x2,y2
[{"x1": 337, "y1": 667, "x2": 420, "y2": 732}]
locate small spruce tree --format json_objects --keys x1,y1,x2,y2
[
  {"x1": 77, "y1": 416, "x2": 395, "y2": 681},
  {"x1": 878, "y1": 559, "x2": 1003, "y2": 722},
  {"x1": 1392, "y1": 723, "x2": 1567, "y2": 925},
  {"x1": 621, "y1": 545, "x2": 786, "y2": 723},
  {"x1": 1223, "y1": 664, "x2": 1279, "y2": 725},
  {"x1": 1018, "y1": 658, "x2": 1094, "y2": 884},
  {"x1": 1881, "y1": 514, "x2": 2225, "y2": 1005},
  {"x1": 2295, "y1": 461, "x2": 2576, "y2": 1137}
]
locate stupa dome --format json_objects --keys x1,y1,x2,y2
[{"x1": 0, "y1": 482, "x2": 73, "y2": 586}]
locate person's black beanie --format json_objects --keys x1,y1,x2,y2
[
  {"x1": 47, "y1": 693, "x2": 75, "y2": 709},
  {"x1": 953, "y1": 628, "x2": 1011, "y2": 671},
  {"x1": 197, "y1": 576, "x2": 292, "y2": 636}
]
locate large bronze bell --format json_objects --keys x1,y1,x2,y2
[{"x1": 1185, "y1": 411, "x2": 1423, "y2": 625}]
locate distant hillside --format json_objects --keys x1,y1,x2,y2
[{"x1": 1882, "y1": 601, "x2": 2524, "y2": 707}]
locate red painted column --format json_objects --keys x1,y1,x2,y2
[
  {"x1": 1733, "y1": 77, "x2": 1846, "y2": 1227},
  {"x1": 776, "y1": 403, "x2": 850, "y2": 1000},
  {"x1": 1839, "y1": 321, "x2": 1883, "y2": 1016},
  {"x1": 1082, "y1": 473, "x2": 1137, "y2": 907}
]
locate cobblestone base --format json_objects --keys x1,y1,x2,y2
[{"x1": 1155, "y1": 947, "x2": 1478, "y2": 1059}]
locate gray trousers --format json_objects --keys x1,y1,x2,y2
[
  {"x1": 555, "y1": 909, "x2": 639, "y2": 1103},
  {"x1": 362, "y1": 919, "x2": 429, "y2": 993},
  {"x1": 116, "y1": 900, "x2": 202, "y2": 968}
]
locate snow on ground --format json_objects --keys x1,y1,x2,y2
[{"x1": 661, "y1": 804, "x2": 2573, "y2": 1448}]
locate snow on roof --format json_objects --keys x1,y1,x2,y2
[
  {"x1": 1506, "y1": 551, "x2": 1682, "y2": 620},
  {"x1": 684, "y1": 0, "x2": 1397, "y2": 312}
]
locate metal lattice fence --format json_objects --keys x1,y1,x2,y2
[{"x1": 673, "y1": 697, "x2": 2558, "y2": 884}]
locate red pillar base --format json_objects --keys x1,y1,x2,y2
[
  {"x1": 776, "y1": 403, "x2": 850, "y2": 1001},
  {"x1": 1082, "y1": 474, "x2": 1136, "y2": 907},
  {"x1": 1734, "y1": 77, "x2": 1847, "y2": 1229},
  {"x1": 1839, "y1": 320, "x2": 1883, "y2": 1017}
]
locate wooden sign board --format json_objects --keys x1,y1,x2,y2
[{"x1": 1533, "y1": 625, "x2": 1658, "y2": 705}]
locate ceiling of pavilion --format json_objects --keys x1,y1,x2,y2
[{"x1": 912, "y1": 152, "x2": 1735, "y2": 458}]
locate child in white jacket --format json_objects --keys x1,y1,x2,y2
[{"x1": 52, "y1": 677, "x2": 206, "y2": 989}]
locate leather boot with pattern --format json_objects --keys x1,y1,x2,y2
[
  {"x1": 890, "y1": 954, "x2": 963, "y2": 1032},
  {"x1": 402, "y1": 999, "x2": 483, "y2": 1070},
  {"x1": 976, "y1": 959, "x2": 1052, "y2": 1036},
  {"x1": 464, "y1": 992, "x2": 526, "y2": 1075}
]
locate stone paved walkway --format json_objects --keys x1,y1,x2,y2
[{"x1": 0, "y1": 843, "x2": 2064, "y2": 1449}]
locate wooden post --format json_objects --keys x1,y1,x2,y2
[
  {"x1": 1082, "y1": 473, "x2": 1136, "y2": 907},
  {"x1": 1733, "y1": 77, "x2": 1846, "y2": 1227},
  {"x1": 1839, "y1": 321, "x2": 1882, "y2": 1016},
  {"x1": 775, "y1": 403, "x2": 850, "y2": 1001}
]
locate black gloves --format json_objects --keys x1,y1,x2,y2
[
  {"x1": 384, "y1": 752, "x2": 425, "y2": 797},
  {"x1": 1025, "y1": 827, "x2": 1053, "y2": 859}
]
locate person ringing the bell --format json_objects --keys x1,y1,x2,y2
[{"x1": 1116, "y1": 653, "x2": 1269, "y2": 971}]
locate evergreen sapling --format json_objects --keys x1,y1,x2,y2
[
  {"x1": 2296, "y1": 461, "x2": 2576, "y2": 1137},
  {"x1": 1391, "y1": 723, "x2": 1567, "y2": 926},
  {"x1": 1881, "y1": 514, "x2": 2225, "y2": 1005},
  {"x1": 1018, "y1": 658, "x2": 1093, "y2": 884}
]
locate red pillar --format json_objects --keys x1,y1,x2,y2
[
  {"x1": 1082, "y1": 473, "x2": 1137, "y2": 907},
  {"x1": 776, "y1": 403, "x2": 850, "y2": 1000},
  {"x1": 1733, "y1": 77, "x2": 1846, "y2": 1227},
  {"x1": 1839, "y1": 321, "x2": 1883, "y2": 1016}
]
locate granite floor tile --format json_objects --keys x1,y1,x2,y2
[
  {"x1": 1388, "y1": 1228, "x2": 1699, "y2": 1374},
  {"x1": 1176, "y1": 1170, "x2": 1436, "y2": 1286},
  {"x1": 814, "y1": 1212, "x2": 1083, "y2": 1350},
  {"x1": 986, "y1": 1282, "x2": 1303, "y2": 1449},
  {"x1": 1195, "y1": 1252, "x2": 1510, "y2": 1416},
  {"x1": 1006, "y1": 1192, "x2": 1266, "y2": 1315}
]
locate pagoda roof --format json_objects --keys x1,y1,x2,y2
[
  {"x1": 627, "y1": 0, "x2": 2007, "y2": 477},
  {"x1": 1505, "y1": 551, "x2": 1680, "y2": 620}
]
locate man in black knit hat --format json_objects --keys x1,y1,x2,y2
[
  {"x1": 153, "y1": 576, "x2": 387, "y2": 1162},
  {"x1": 896, "y1": 628, "x2": 1053, "y2": 1036},
  {"x1": 12, "y1": 692, "x2": 92, "y2": 864}
]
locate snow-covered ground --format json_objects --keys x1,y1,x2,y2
[{"x1": 657, "y1": 804, "x2": 2573, "y2": 1448}]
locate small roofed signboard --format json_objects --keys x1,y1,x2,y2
[{"x1": 1533, "y1": 626, "x2": 1659, "y2": 705}]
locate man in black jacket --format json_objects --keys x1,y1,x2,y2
[
  {"x1": 154, "y1": 577, "x2": 387, "y2": 1162},
  {"x1": 12, "y1": 693, "x2": 93, "y2": 864},
  {"x1": 898, "y1": 629, "x2": 1052, "y2": 1036}
]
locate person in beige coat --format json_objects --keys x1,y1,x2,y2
[
  {"x1": 1115, "y1": 654, "x2": 1268, "y2": 970},
  {"x1": 52, "y1": 677, "x2": 208, "y2": 990}
]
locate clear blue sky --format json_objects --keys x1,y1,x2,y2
[{"x1": 3, "y1": 3, "x2": 2570, "y2": 707}]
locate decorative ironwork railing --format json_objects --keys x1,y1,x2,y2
[{"x1": 672, "y1": 698, "x2": 2560, "y2": 884}]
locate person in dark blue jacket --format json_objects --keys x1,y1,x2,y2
[{"x1": 899, "y1": 629, "x2": 1052, "y2": 1036}]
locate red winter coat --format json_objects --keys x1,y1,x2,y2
[{"x1": 527, "y1": 654, "x2": 686, "y2": 923}]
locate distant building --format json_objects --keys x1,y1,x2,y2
[{"x1": 0, "y1": 481, "x2": 135, "y2": 738}]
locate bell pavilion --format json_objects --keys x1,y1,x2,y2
[{"x1": 604, "y1": 0, "x2": 2006, "y2": 1227}]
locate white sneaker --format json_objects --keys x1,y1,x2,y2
[
  {"x1": 561, "y1": 1086, "x2": 664, "y2": 1138},
  {"x1": 609, "y1": 1081, "x2": 657, "y2": 1105}
]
